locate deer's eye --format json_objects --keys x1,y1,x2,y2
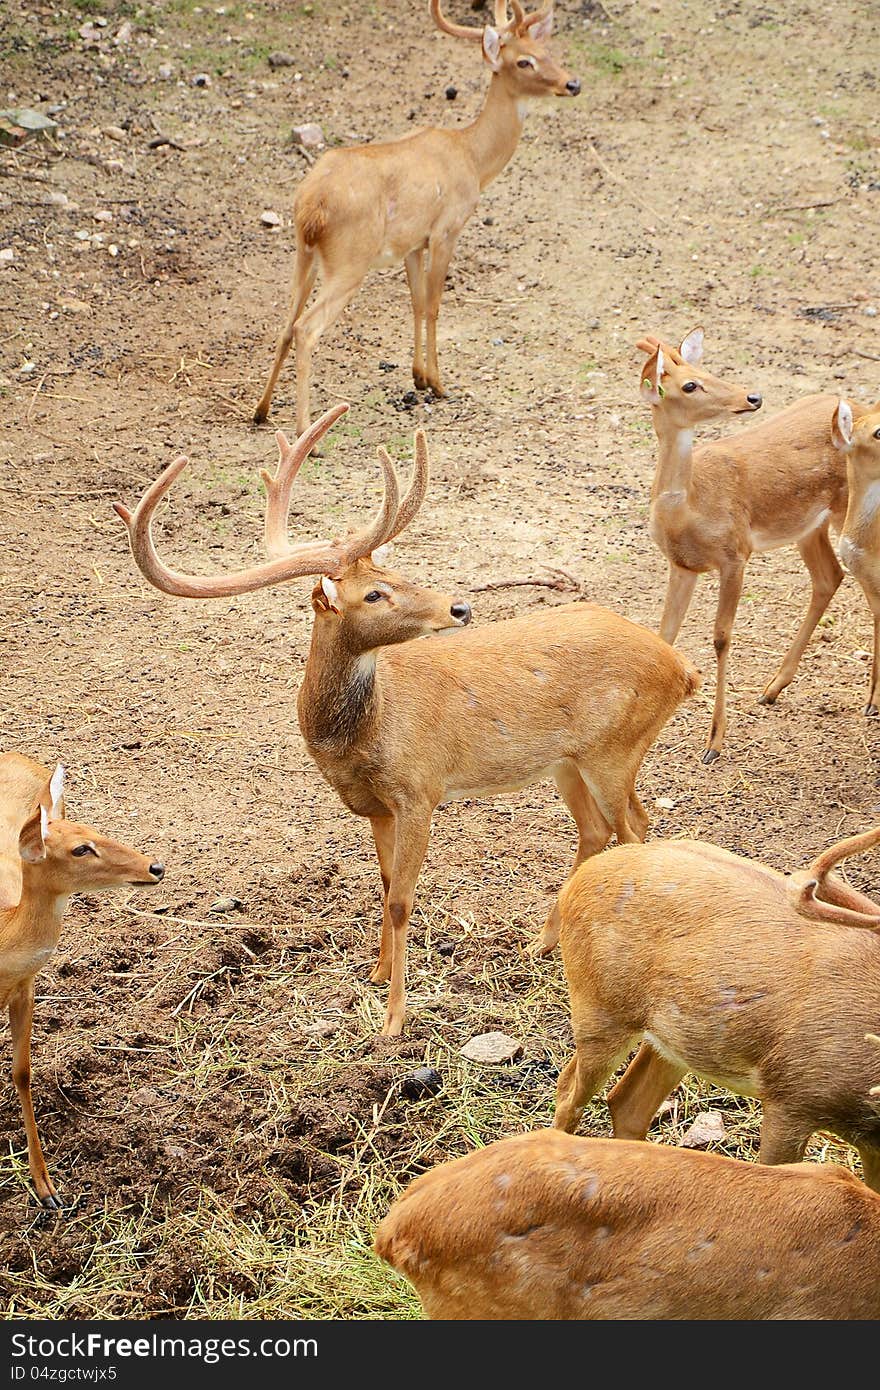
[
  {"x1": 874, "y1": 427, "x2": 880, "y2": 440},
  {"x1": 682, "y1": 381, "x2": 699, "y2": 393},
  {"x1": 364, "y1": 591, "x2": 385, "y2": 603},
  {"x1": 517, "y1": 57, "x2": 536, "y2": 69},
  {"x1": 71, "y1": 844, "x2": 97, "y2": 857}
]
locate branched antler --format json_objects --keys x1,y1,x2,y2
[{"x1": 787, "y1": 825, "x2": 880, "y2": 931}]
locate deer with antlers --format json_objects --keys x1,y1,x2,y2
[
  {"x1": 253, "y1": 1, "x2": 580, "y2": 434},
  {"x1": 637, "y1": 329, "x2": 875, "y2": 762},
  {"x1": 0, "y1": 754, "x2": 164, "y2": 1208},
  {"x1": 374, "y1": 1129, "x2": 880, "y2": 1319},
  {"x1": 832, "y1": 399, "x2": 880, "y2": 714},
  {"x1": 114, "y1": 405, "x2": 699, "y2": 1035},
  {"x1": 552, "y1": 825, "x2": 880, "y2": 1190}
]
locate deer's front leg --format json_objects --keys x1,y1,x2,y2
[
  {"x1": 703, "y1": 563, "x2": 745, "y2": 764},
  {"x1": 9, "y1": 979, "x2": 62, "y2": 1210},
  {"x1": 659, "y1": 564, "x2": 698, "y2": 646},
  {"x1": 404, "y1": 250, "x2": 428, "y2": 391},
  {"x1": 423, "y1": 232, "x2": 461, "y2": 399},
  {"x1": 867, "y1": 612, "x2": 880, "y2": 716},
  {"x1": 369, "y1": 813, "x2": 396, "y2": 984},
  {"x1": 382, "y1": 804, "x2": 432, "y2": 1037}
]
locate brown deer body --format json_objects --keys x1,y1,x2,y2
[
  {"x1": 553, "y1": 830, "x2": 880, "y2": 1190},
  {"x1": 639, "y1": 329, "x2": 867, "y2": 762},
  {"x1": 373, "y1": 1129, "x2": 880, "y2": 1319},
  {"x1": 0, "y1": 754, "x2": 164, "y2": 1208},
  {"x1": 833, "y1": 400, "x2": 880, "y2": 714},
  {"x1": 114, "y1": 405, "x2": 698, "y2": 1036},
  {"x1": 253, "y1": 1, "x2": 580, "y2": 433}
]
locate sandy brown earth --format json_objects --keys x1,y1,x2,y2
[{"x1": 1, "y1": 0, "x2": 880, "y2": 1318}]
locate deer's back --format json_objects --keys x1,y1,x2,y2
[{"x1": 374, "y1": 1130, "x2": 880, "y2": 1319}]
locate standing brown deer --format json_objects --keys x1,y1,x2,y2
[
  {"x1": 832, "y1": 398, "x2": 880, "y2": 713},
  {"x1": 114, "y1": 405, "x2": 699, "y2": 1036},
  {"x1": 373, "y1": 1129, "x2": 880, "y2": 1319},
  {"x1": 552, "y1": 827, "x2": 880, "y2": 1190},
  {"x1": 0, "y1": 754, "x2": 164, "y2": 1208},
  {"x1": 639, "y1": 328, "x2": 864, "y2": 762},
  {"x1": 253, "y1": 0, "x2": 580, "y2": 433}
]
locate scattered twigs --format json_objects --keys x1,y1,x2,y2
[
  {"x1": 585, "y1": 134, "x2": 666, "y2": 227},
  {"x1": 766, "y1": 197, "x2": 846, "y2": 216},
  {"x1": 471, "y1": 564, "x2": 582, "y2": 594}
]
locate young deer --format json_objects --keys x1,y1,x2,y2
[
  {"x1": 374, "y1": 1129, "x2": 880, "y2": 1319},
  {"x1": 552, "y1": 827, "x2": 880, "y2": 1190},
  {"x1": 114, "y1": 404, "x2": 699, "y2": 1036},
  {"x1": 0, "y1": 754, "x2": 164, "y2": 1208},
  {"x1": 832, "y1": 398, "x2": 880, "y2": 714},
  {"x1": 639, "y1": 328, "x2": 857, "y2": 762},
  {"x1": 253, "y1": 0, "x2": 580, "y2": 434}
]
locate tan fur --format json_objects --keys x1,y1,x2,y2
[
  {"x1": 0, "y1": 753, "x2": 163, "y2": 1208},
  {"x1": 553, "y1": 834, "x2": 880, "y2": 1191},
  {"x1": 374, "y1": 1129, "x2": 880, "y2": 1319},
  {"x1": 115, "y1": 415, "x2": 699, "y2": 1037},
  {"x1": 253, "y1": 1, "x2": 579, "y2": 434},
  {"x1": 834, "y1": 402, "x2": 880, "y2": 714},
  {"x1": 639, "y1": 329, "x2": 879, "y2": 762}
]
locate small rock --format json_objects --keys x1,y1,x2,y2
[
  {"x1": 192, "y1": 73, "x2": 213, "y2": 88},
  {"x1": 445, "y1": 84, "x2": 457, "y2": 100},
  {"x1": 460, "y1": 1031, "x2": 523, "y2": 1065},
  {"x1": 655, "y1": 796, "x2": 676, "y2": 811},
  {"x1": 0, "y1": 247, "x2": 14, "y2": 266},
  {"x1": 268, "y1": 50, "x2": 296, "y2": 67},
  {"x1": 260, "y1": 209, "x2": 282, "y2": 227},
  {"x1": 103, "y1": 124, "x2": 127, "y2": 142},
  {"x1": 400, "y1": 1066, "x2": 443, "y2": 1100},
  {"x1": 18, "y1": 360, "x2": 36, "y2": 375},
  {"x1": 378, "y1": 359, "x2": 397, "y2": 371},
  {"x1": 120, "y1": 738, "x2": 141, "y2": 750},
  {"x1": 94, "y1": 209, "x2": 113, "y2": 222},
  {"x1": 114, "y1": 20, "x2": 133, "y2": 43},
  {"x1": 483, "y1": 215, "x2": 494, "y2": 226},
  {"x1": 491, "y1": 336, "x2": 504, "y2": 346},
  {"x1": 157, "y1": 63, "x2": 174, "y2": 80},
  {"x1": 303, "y1": 1019, "x2": 336, "y2": 1038},
  {"x1": 865, "y1": 306, "x2": 878, "y2": 318},
  {"x1": 586, "y1": 317, "x2": 600, "y2": 329},
  {"x1": 680, "y1": 1110, "x2": 726, "y2": 1148},
  {"x1": 854, "y1": 648, "x2": 872, "y2": 661},
  {"x1": 208, "y1": 895, "x2": 243, "y2": 913},
  {"x1": 290, "y1": 121, "x2": 324, "y2": 149},
  {"x1": 401, "y1": 390, "x2": 419, "y2": 408},
  {"x1": 103, "y1": 159, "x2": 124, "y2": 174},
  {"x1": 46, "y1": 191, "x2": 70, "y2": 207}
]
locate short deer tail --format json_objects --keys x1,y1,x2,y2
[
  {"x1": 297, "y1": 195, "x2": 328, "y2": 248},
  {"x1": 787, "y1": 825, "x2": 880, "y2": 931},
  {"x1": 680, "y1": 654, "x2": 702, "y2": 699}
]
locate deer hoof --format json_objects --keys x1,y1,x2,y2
[
  {"x1": 526, "y1": 934, "x2": 557, "y2": 958},
  {"x1": 757, "y1": 691, "x2": 777, "y2": 706},
  {"x1": 413, "y1": 371, "x2": 429, "y2": 391},
  {"x1": 701, "y1": 747, "x2": 721, "y2": 765},
  {"x1": 865, "y1": 703, "x2": 879, "y2": 718},
  {"x1": 369, "y1": 963, "x2": 391, "y2": 984}
]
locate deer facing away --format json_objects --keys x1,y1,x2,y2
[
  {"x1": 639, "y1": 327, "x2": 864, "y2": 763},
  {"x1": 373, "y1": 1129, "x2": 880, "y2": 1319},
  {"x1": 833, "y1": 398, "x2": 880, "y2": 714},
  {"x1": 0, "y1": 754, "x2": 164, "y2": 1208},
  {"x1": 253, "y1": 0, "x2": 580, "y2": 434},
  {"x1": 553, "y1": 826, "x2": 880, "y2": 1190},
  {"x1": 114, "y1": 404, "x2": 699, "y2": 1036}
]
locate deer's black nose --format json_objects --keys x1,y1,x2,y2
[
  {"x1": 149, "y1": 862, "x2": 165, "y2": 881},
  {"x1": 451, "y1": 602, "x2": 472, "y2": 625},
  {"x1": 566, "y1": 78, "x2": 581, "y2": 96},
  {"x1": 747, "y1": 393, "x2": 763, "y2": 409}
]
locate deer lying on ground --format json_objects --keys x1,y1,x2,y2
[
  {"x1": 114, "y1": 404, "x2": 698, "y2": 1035},
  {"x1": 552, "y1": 826, "x2": 880, "y2": 1190},
  {"x1": 832, "y1": 398, "x2": 880, "y2": 714},
  {"x1": 639, "y1": 328, "x2": 869, "y2": 762},
  {"x1": 373, "y1": 1129, "x2": 880, "y2": 1319},
  {"x1": 253, "y1": 0, "x2": 580, "y2": 434},
  {"x1": 0, "y1": 754, "x2": 163, "y2": 1208}
]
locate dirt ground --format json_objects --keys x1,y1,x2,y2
[{"x1": 1, "y1": 0, "x2": 880, "y2": 1319}]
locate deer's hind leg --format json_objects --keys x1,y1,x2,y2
[
  {"x1": 254, "y1": 242, "x2": 318, "y2": 424},
  {"x1": 404, "y1": 249, "x2": 428, "y2": 391},
  {"x1": 759, "y1": 523, "x2": 843, "y2": 706},
  {"x1": 530, "y1": 761, "x2": 611, "y2": 958}
]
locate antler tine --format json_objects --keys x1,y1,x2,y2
[
  {"x1": 429, "y1": 0, "x2": 486, "y2": 41},
  {"x1": 520, "y1": 1, "x2": 552, "y2": 31},
  {"x1": 382, "y1": 429, "x2": 430, "y2": 544},
  {"x1": 808, "y1": 825, "x2": 880, "y2": 884},
  {"x1": 113, "y1": 422, "x2": 398, "y2": 597},
  {"x1": 262, "y1": 402, "x2": 349, "y2": 560}
]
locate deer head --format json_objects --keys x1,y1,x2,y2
[
  {"x1": 637, "y1": 329, "x2": 763, "y2": 425},
  {"x1": 430, "y1": 1, "x2": 580, "y2": 98}
]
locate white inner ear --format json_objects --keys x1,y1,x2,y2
[
  {"x1": 680, "y1": 329, "x2": 704, "y2": 365},
  {"x1": 49, "y1": 763, "x2": 65, "y2": 819},
  {"x1": 320, "y1": 575, "x2": 339, "y2": 606},
  {"x1": 837, "y1": 400, "x2": 854, "y2": 446},
  {"x1": 371, "y1": 543, "x2": 392, "y2": 568},
  {"x1": 40, "y1": 804, "x2": 49, "y2": 843},
  {"x1": 656, "y1": 346, "x2": 665, "y2": 383},
  {"x1": 482, "y1": 25, "x2": 502, "y2": 70}
]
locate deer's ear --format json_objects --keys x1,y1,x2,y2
[
  {"x1": 48, "y1": 763, "x2": 65, "y2": 820},
  {"x1": 640, "y1": 346, "x2": 665, "y2": 403},
  {"x1": 680, "y1": 327, "x2": 704, "y2": 366},
  {"x1": 482, "y1": 25, "x2": 503, "y2": 70},
  {"x1": 19, "y1": 805, "x2": 48, "y2": 864},
  {"x1": 312, "y1": 575, "x2": 341, "y2": 615},
  {"x1": 370, "y1": 543, "x2": 393, "y2": 568},
  {"x1": 831, "y1": 399, "x2": 854, "y2": 451},
  {"x1": 530, "y1": 7, "x2": 554, "y2": 40}
]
